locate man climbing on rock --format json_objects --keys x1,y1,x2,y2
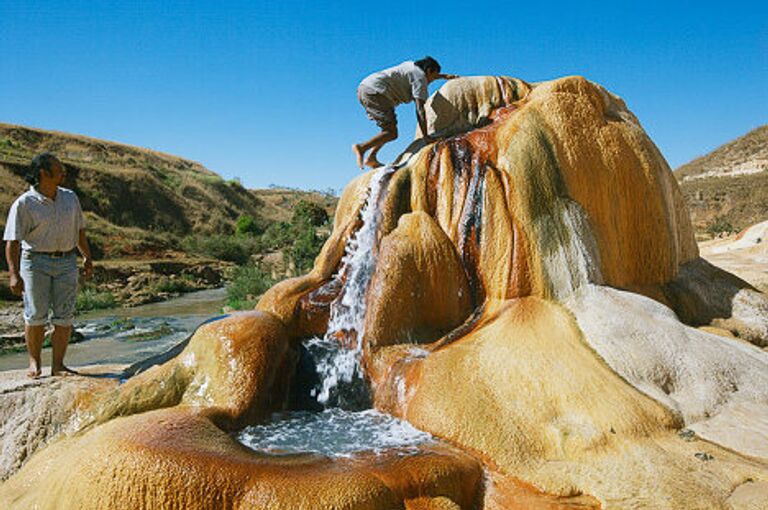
[
  {"x1": 4, "y1": 152, "x2": 93, "y2": 378},
  {"x1": 353, "y1": 56, "x2": 458, "y2": 169}
]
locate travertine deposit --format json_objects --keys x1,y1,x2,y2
[{"x1": 2, "y1": 75, "x2": 767, "y2": 509}]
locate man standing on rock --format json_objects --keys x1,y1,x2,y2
[
  {"x1": 353, "y1": 56, "x2": 458, "y2": 169},
  {"x1": 4, "y1": 152, "x2": 93, "y2": 378}
]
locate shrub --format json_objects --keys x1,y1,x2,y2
[
  {"x1": 290, "y1": 225, "x2": 325, "y2": 272},
  {"x1": 76, "y1": 286, "x2": 116, "y2": 311},
  {"x1": 151, "y1": 275, "x2": 197, "y2": 294},
  {"x1": 181, "y1": 234, "x2": 255, "y2": 264},
  {"x1": 706, "y1": 216, "x2": 735, "y2": 237},
  {"x1": 235, "y1": 214, "x2": 265, "y2": 236},
  {"x1": 226, "y1": 264, "x2": 275, "y2": 310},
  {"x1": 292, "y1": 200, "x2": 329, "y2": 227},
  {"x1": 260, "y1": 222, "x2": 293, "y2": 250}
]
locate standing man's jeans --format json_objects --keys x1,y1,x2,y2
[{"x1": 19, "y1": 251, "x2": 78, "y2": 326}]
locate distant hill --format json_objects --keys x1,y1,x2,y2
[
  {"x1": 675, "y1": 125, "x2": 768, "y2": 238},
  {"x1": 0, "y1": 123, "x2": 337, "y2": 259}
]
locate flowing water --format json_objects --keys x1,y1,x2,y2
[
  {"x1": 0, "y1": 288, "x2": 227, "y2": 371},
  {"x1": 237, "y1": 408, "x2": 431, "y2": 457},
  {"x1": 312, "y1": 165, "x2": 394, "y2": 408},
  {"x1": 238, "y1": 165, "x2": 434, "y2": 455}
]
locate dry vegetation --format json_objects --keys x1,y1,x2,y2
[
  {"x1": 676, "y1": 125, "x2": 768, "y2": 238},
  {"x1": 0, "y1": 123, "x2": 337, "y2": 260}
]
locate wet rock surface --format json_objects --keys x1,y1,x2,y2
[{"x1": 2, "y1": 75, "x2": 768, "y2": 509}]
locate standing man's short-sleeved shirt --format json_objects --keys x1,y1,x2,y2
[
  {"x1": 359, "y1": 61, "x2": 429, "y2": 106},
  {"x1": 3, "y1": 186, "x2": 84, "y2": 252}
]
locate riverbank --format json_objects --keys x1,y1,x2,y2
[
  {"x1": 0, "y1": 256, "x2": 232, "y2": 354},
  {"x1": 0, "y1": 287, "x2": 227, "y2": 371}
]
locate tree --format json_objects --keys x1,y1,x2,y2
[{"x1": 292, "y1": 200, "x2": 329, "y2": 227}]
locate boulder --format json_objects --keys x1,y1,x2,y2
[
  {"x1": 364, "y1": 211, "x2": 473, "y2": 352},
  {"x1": 4, "y1": 75, "x2": 768, "y2": 509}
]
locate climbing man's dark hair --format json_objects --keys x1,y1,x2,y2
[
  {"x1": 26, "y1": 152, "x2": 60, "y2": 186},
  {"x1": 415, "y1": 56, "x2": 441, "y2": 74}
]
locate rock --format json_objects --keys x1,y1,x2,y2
[
  {"x1": 3, "y1": 75, "x2": 768, "y2": 509},
  {"x1": 81, "y1": 310, "x2": 295, "y2": 431},
  {"x1": 0, "y1": 365, "x2": 122, "y2": 481},
  {"x1": 364, "y1": 212, "x2": 473, "y2": 352},
  {"x1": 0, "y1": 406, "x2": 484, "y2": 509}
]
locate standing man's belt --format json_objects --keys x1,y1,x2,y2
[{"x1": 31, "y1": 249, "x2": 77, "y2": 258}]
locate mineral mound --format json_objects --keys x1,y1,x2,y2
[{"x1": 2, "y1": 76, "x2": 768, "y2": 509}]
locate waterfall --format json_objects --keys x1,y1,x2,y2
[{"x1": 307, "y1": 165, "x2": 394, "y2": 408}]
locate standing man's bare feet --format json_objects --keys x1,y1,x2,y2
[
  {"x1": 352, "y1": 144, "x2": 366, "y2": 169},
  {"x1": 27, "y1": 364, "x2": 42, "y2": 379},
  {"x1": 51, "y1": 366, "x2": 78, "y2": 377}
]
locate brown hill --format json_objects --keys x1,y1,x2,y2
[
  {"x1": 676, "y1": 125, "x2": 768, "y2": 238},
  {"x1": 0, "y1": 123, "x2": 336, "y2": 259}
]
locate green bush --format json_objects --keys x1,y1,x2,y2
[
  {"x1": 151, "y1": 275, "x2": 197, "y2": 294},
  {"x1": 260, "y1": 222, "x2": 293, "y2": 250},
  {"x1": 290, "y1": 225, "x2": 325, "y2": 272},
  {"x1": 226, "y1": 265, "x2": 275, "y2": 310},
  {"x1": 706, "y1": 216, "x2": 735, "y2": 237},
  {"x1": 76, "y1": 286, "x2": 117, "y2": 312},
  {"x1": 235, "y1": 214, "x2": 265, "y2": 236},
  {"x1": 181, "y1": 234, "x2": 256, "y2": 264},
  {"x1": 292, "y1": 200, "x2": 329, "y2": 227}
]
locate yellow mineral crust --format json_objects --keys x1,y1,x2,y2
[
  {"x1": 3, "y1": 75, "x2": 768, "y2": 509},
  {"x1": 363, "y1": 211, "x2": 473, "y2": 352},
  {"x1": 0, "y1": 407, "x2": 483, "y2": 510},
  {"x1": 400, "y1": 75, "x2": 699, "y2": 301}
]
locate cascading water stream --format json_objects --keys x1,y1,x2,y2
[
  {"x1": 306, "y1": 165, "x2": 394, "y2": 408},
  {"x1": 236, "y1": 165, "x2": 433, "y2": 456}
]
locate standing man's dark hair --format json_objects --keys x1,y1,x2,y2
[
  {"x1": 26, "y1": 152, "x2": 60, "y2": 186},
  {"x1": 414, "y1": 56, "x2": 441, "y2": 75}
]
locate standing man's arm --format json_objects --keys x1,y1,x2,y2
[
  {"x1": 77, "y1": 229, "x2": 93, "y2": 280},
  {"x1": 415, "y1": 98, "x2": 431, "y2": 141},
  {"x1": 5, "y1": 241, "x2": 23, "y2": 296}
]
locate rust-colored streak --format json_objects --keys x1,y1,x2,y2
[
  {"x1": 425, "y1": 144, "x2": 442, "y2": 216},
  {"x1": 457, "y1": 158, "x2": 487, "y2": 305},
  {"x1": 508, "y1": 218, "x2": 533, "y2": 297},
  {"x1": 296, "y1": 277, "x2": 343, "y2": 338}
]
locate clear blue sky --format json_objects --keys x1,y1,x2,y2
[{"x1": 2, "y1": 1, "x2": 766, "y2": 192}]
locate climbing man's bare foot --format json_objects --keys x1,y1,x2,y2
[
  {"x1": 364, "y1": 155, "x2": 383, "y2": 168},
  {"x1": 27, "y1": 365, "x2": 42, "y2": 379},
  {"x1": 51, "y1": 366, "x2": 78, "y2": 377},
  {"x1": 352, "y1": 144, "x2": 366, "y2": 169}
]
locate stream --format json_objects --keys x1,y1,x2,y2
[{"x1": 0, "y1": 287, "x2": 227, "y2": 372}]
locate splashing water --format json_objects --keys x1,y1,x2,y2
[
  {"x1": 237, "y1": 408, "x2": 432, "y2": 457},
  {"x1": 311, "y1": 165, "x2": 394, "y2": 407}
]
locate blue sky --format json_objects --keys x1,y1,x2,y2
[{"x1": 1, "y1": 1, "x2": 766, "y2": 192}]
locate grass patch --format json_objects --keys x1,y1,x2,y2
[
  {"x1": 195, "y1": 174, "x2": 225, "y2": 186},
  {"x1": 181, "y1": 234, "x2": 258, "y2": 265},
  {"x1": 706, "y1": 215, "x2": 735, "y2": 237},
  {"x1": 76, "y1": 286, "x2": 117, "y2": 312},
  {"x1": 124, "y1": 323, "x2": 174, "y2": 342},
  {"x1": 226, "y1": 264, "x2": 275, "y2": 310},
  {"x1": 151, "y1": 275, "x2": 198, "y2": 294}
]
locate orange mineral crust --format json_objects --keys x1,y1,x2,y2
[{"x1": 4, "y1": 75, "x2": 768, "y2": 510}]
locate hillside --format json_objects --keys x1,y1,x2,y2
[
  {"x1": 676, "y1": 125, "x2": 768, "y2": 238},
  {"x1": 0, "y1": 123, "x2": 337, "y2": 259}
]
